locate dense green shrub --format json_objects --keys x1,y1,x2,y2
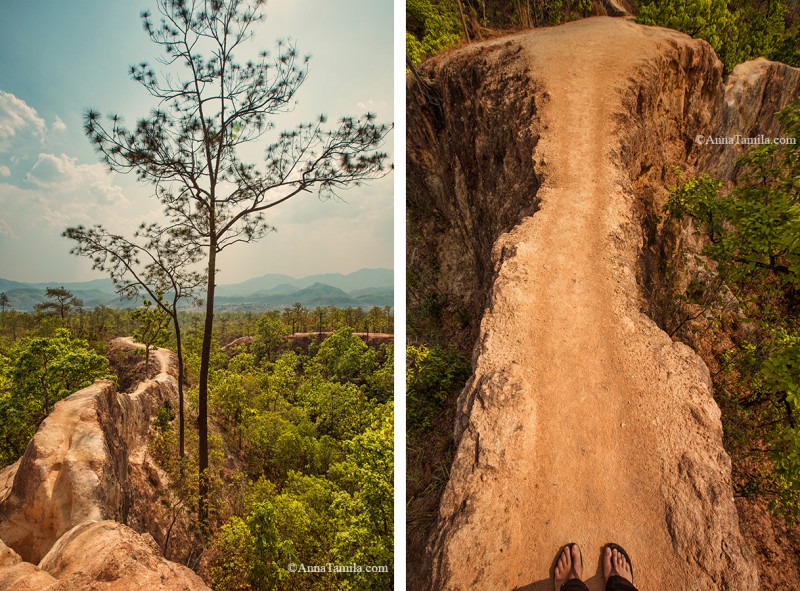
[
  {"x1": 407, "y1": 0, "x2": 463, "y2": 65},
  {"x1": 638, "y1": 0, "x2": 800, "y2": 71},
  {"x1": 0, "y1": 328, "x2": 111, "y2": 466},
  {"x1": 664, "y1": 98, "x2": 800, "y2": 517},
  {"x1": 407, "y1": 344, "x2": 471, "y2": 431},
  {"x1": 199, "y1": 327, "x2": 394, "y2": 589}
]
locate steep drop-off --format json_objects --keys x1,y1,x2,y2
[
  {"x1": 408, "y1": 16, "x2": 800, "y2": 591},
  {"x1": 407, "y1": 40, "x2": 542, "y2": 350},
  {"x1": 0, "y1": 339, "x2": 208, "y2": 590}
]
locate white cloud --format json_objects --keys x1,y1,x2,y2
[
  {"x1": 0, "y1": 183, "x2": 41, "y2": 239},
  {"x1": 52, "y1": 116, "x2": 66, "y2": 133},
  {"x1": 0, "y1": 167, "x2": 137, "y2": 244},
  {"x1": 355, "y1": 98, "x2": 389, "y2": 116},
  {"x1": 26, "y1": 153, "x2": 125, "y2": 206},
  {"x1": 0, "y1": 165, "x2": 9, "y2": 177},
  {"x1": 0, "y1": 217, "x2": 16, "y2": 239},
  {"x1": 0, "y1": 91, "x2": 47, "y2": 152}
]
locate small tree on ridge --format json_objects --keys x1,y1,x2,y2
[{"x1": 64, "y1": 221, "x2": 204, "y2": 469}]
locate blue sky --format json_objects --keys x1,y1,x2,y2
[{"x1": 0, "y1": 1, "x2": 393, "y2": 283}]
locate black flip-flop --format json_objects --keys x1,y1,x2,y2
[
  {"x1": 606, "y1": 543, "x2": 634, "y2": 580},
  {"x1": 552, "y1": 542, "x2": 582, "y2": 590}
]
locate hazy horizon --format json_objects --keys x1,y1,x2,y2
[{"x1": 0, "y1": 266, "x2": 394, "y2": 287}]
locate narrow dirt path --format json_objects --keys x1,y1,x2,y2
[{"x1": 430, "y1": 18, "x2": 757, "y2": 591}]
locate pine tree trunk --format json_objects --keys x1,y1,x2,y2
[
  {"x1": 198, "y1": 242, "x2": 217, "y2": 527},
  {"x1": 174, "y1": 318, "x2": 186, "y2": 464}
]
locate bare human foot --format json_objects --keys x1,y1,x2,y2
[
  {"x1": 554, "y1": 543, "x2": 583, "y2": 591},
  {"x1": 603, "y1": 544, "x2": 633, "y2": 584}
]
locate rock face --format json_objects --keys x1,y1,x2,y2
[
  {"x1": 39, "y1": 520, "x2": 208, "y2": 591},
  {"x1": 0, "y1": 538, "x2": 57, "y2": 591},
  {"x1": 0, "y1": 379, "x2": 122, "y2": 563},
  {"x1": 0, "y1": 339, "x2": 177, "y2": 563},
  {"x1": 704, "y1": 57, "x2": 800, "y2": 180},
  {"x1": 408, "y1": 16, "x2": 800, "y2": 591},
  {"x1": 0, "y1": 339, "x2": 209, "y2": 590},
  {"x1": 0, "y1": 520, "x2": 208, "y2": 591},
  {"x1": 407, "y1": 40, "x2": 542, "y2": 351}
]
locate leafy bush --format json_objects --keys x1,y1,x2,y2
[
  {"x1": 638, "y1": 0, "x2": 800, "y2": 72},
  {"x1": 0, "y1": 328, "x2": 111, "y2": 466},
  {"x1": 209, "y1": 517, "x2": 254, "y2": 591},
  {"x1": 252, "y1": 312, "x2": 289, "y2": 363},
  {"x1": 313, "y1": 327, "x2": 377, "y2": 384},
  {"x1": 198, "y1": 326, "x2": 393, "y2": 588},
  {"x1": 407, "y1": 0, "x2": 463, "y2": 65},
  {"x1": 329, "y1": 403, "x2": 394, "y2": 591},
  {"x1": 407, "y1": 344, "x2": 471, "y2": 431},
  {"x1": 664, "y1": 98, "x2": 800, "y2": 516},
  {"x1": 154, "y1": 402, "x2": 173, "y2": 433},
  {"x1": 638, "y1": 0, "x2": 737, "y2": 58}
]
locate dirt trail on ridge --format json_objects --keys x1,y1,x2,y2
[{"x1": 429, "y1": 18, "x2": 757, "y2": 591}]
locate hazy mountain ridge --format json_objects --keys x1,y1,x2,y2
[
  {"x1": 0, "y1": 269, "x2": 393, "y2": 311},
  {"x1": 214, "y1": 267, "x2": 393, "y2": 296}
]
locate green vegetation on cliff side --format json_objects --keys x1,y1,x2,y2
[{"x1": 665, "y1": 98, "x2": 800, "y2": 521}]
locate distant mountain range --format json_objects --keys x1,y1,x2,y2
[{"x1": 0, "y1": 268, "x2": 393, "y2": 312}]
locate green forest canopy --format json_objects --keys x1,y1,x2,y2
[
  {"x1": 0, "y1": 303, "x2": 394, "y2": 590},
  {"x1": 407, "y1": 0, "x2": 800, "y2": 71}
]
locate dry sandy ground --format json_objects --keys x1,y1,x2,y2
[{"x1": 429, "y1": 18, "x2": 757, "y2": 591}]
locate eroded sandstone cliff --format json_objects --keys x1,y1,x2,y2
[
  {"x1": 0, "y1": 339, "x2": 208, "y2": 590},
  {"x1": 408, "y1": 16, "x2": 800, "y2": 591},
  {"x1": 407, "y1": 41, "x2": 542, "y2": 351}
]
